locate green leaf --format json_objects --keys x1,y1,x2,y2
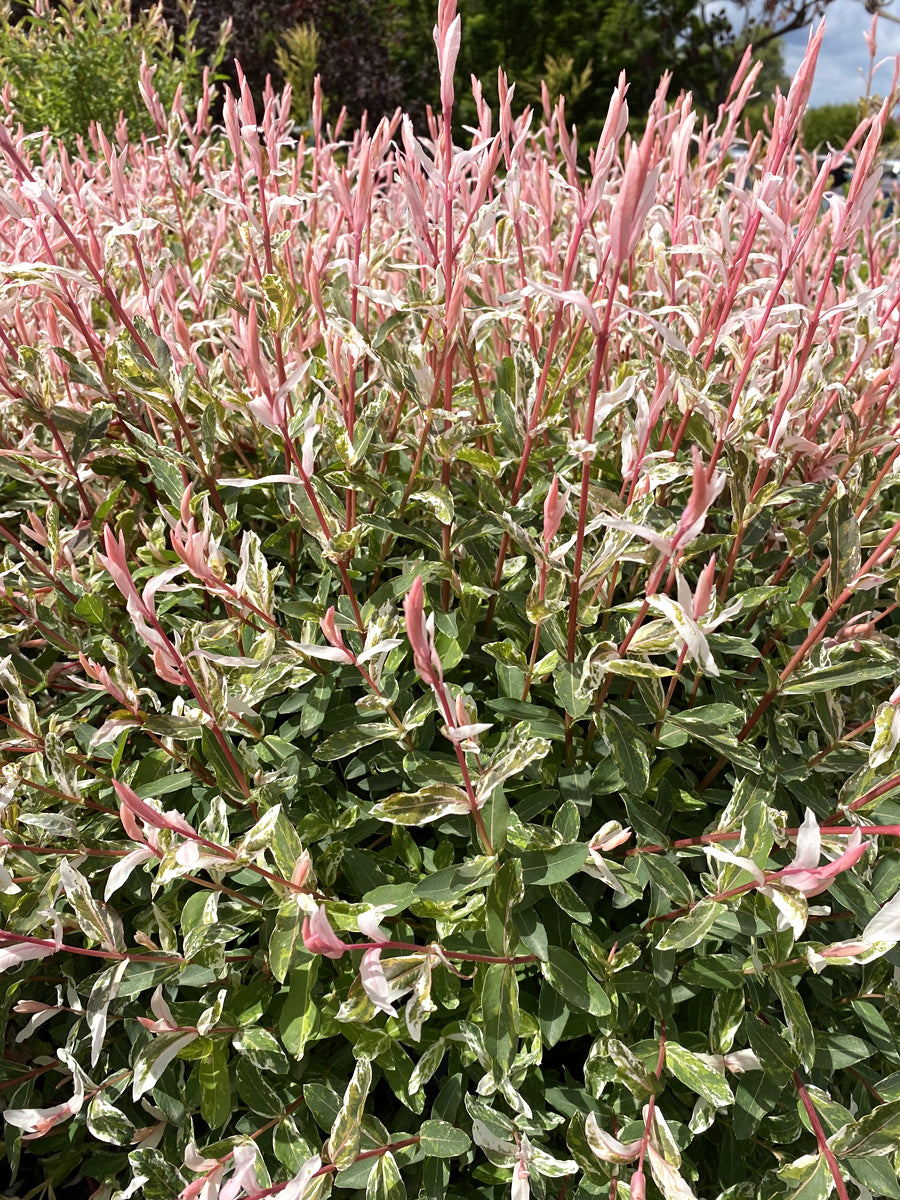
[
  {"x1": 476, "y1": 726, "x2": 551, "y2": 806},
  {"x1": 199, "y1": 1044, "x2": 231, "y2": 1129},
  {"x1": 846, "y1": 1157, "x2": 900, "y2": 1199},
  {"x1": 600, "y1": 708, "x2": 650, "y2": 796},
  {"x1": 87, "y1": 1093, "x2": 134, "y2": 1145},
  {"x1": 232, "y1": 1027, "x2": 289, "y2": 1074},
  {"x1": 269, "y1": 900, "x2": 305, "y2": 983},
  {"x1": 826, "y1": 490, "x2": 861, "y2": 603},
  {"x1": 280, "y1": 960, "x2": 319, "y2": 1059},
  {"x1": 330, "y1": 1057, "x2": 372, "y2": 1169},
  {"x1": 554, "y1": 663, "x2": 592, "y2": 719},
  {"x1": 643, "y1": 856, "x2": 694, "y2": 907},
  {"x1": 316, "y1": 722, "x2": 399, "y2": 760},
  {"x1": 542, "y1": 948, "x2": 611, "y2": 1017},
  {"x1": 480, "y1": 783, "x2": 509, "y2": 855},
  {"x1": 733, "y1": 1072, "x2": 784, "y2": 1140},
  {"x1": 776, "y1": 1153, "x2": 833, "y2": 1200},
  {"x1": 59, "y1": 859, "x2": 125, "y2": 952},
  {"x1": 419, "y1": 1119, "x2": 472, "y2": 1157},
  {"x1": 415, "y1": 855, "x2": 497, "y2": 902},
  {"x1": 482, "y1": 963, "x2": 519, "y2": 1072},
  {"x1": 485, "y1": 859, "x2": 523, "y2": 957},
  {"x1": 366, "y1": 1150, "x2": 406, "y2": 1200},
  {"x1": 519, "y1": 843, "x2": 589, "y2": 887},
  {"x1": 656, "y1": 898, "x2": 720, "y2": 951},
  {"x1": 662, "y1": 713, "x2": 760, "y2": 772},
  {"x1": 132, "y1": 1031, "x2": 198, "y2": 1101},
  {"x1": 828, "y1": 1099, "x2": 900, "y2": 1158},
  {"x1": 234, "y1": 1057, "x2": 284, "y2": 1117},
  {"x1": 408, "y1": 1039, "x2": 448, "y2": 1097},
  {"x1": 813, "y1": 1035, "x2": 874, "y2": 1072},
  {"x1": 128, "y1": 1148, "x2": 187, "y2": 1200},
  {"x1": 744, "y1": 1014, "x2": 798, "y2": 1077},
  {"x1": 680, "y1": 955, "x2": 745, "y2": 990},
  {"x1": 607, "y1": 1038, "x2": 659, "y2": 1097},
  {"x1": 666, "y1": 1042, "x2": 733, "y2": 1108},
  {"x1": 783, "y1": 651, "x2": 897, "y2": 695},
  {"x1": 770, "y1": 974, "x2": 815, "y2": 1071},
  {"x1": 273, "y1": 1116, "x2": 314, "y2": 1174},
  {"x1": 370, "y1": 784, "x2": 471, "y2": 825}
]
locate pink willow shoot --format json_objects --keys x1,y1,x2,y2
[
  {"x1": 4, "y1": 10, "x2": 900, "y2": 1197},
  {"x1": 404, "y1": 577, "x2": 493, "y2": 852},
  {"x1": 301, "y1": 904, "x2": 435, "y2": 1040},
  {"x1": 304, "y1": 607, "x2": 409, "y2": 743},
  {"x1": 97, "y1": 526, "x2": 186, "y2": 688},
  {"x1": 523, "y1": 475, "x2": 569, "y2": 700},
  {"x1": 433, "y1": 0, "x2": 463, "y2": 612},
  {"x1": 567, "y1": 75, "x2": 669, "y2": 662},
  {"x1": 616, "y1": 448, "x2": 727, "y2": 664},
  {"x1": 99, "y1": 527, "x2": 251, "y2": 795},
  {"x1": 653, "y1": 810, "x2": 875, "y2": 936},
  {"x1": 3, "y1": 1067, "x2": 84, "y2": 1141}
]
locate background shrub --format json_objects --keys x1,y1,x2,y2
[
  {"x1": 1, "y1": 7, "x2": 900, "y2": 1200},
  {"x1": 0, "y1": 0, "x2": 227, "y2": 147}
]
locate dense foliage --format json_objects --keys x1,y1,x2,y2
[
  {"x1": 0, "y1": 0, "x2": 226, "y2": 148},
  {"x1": 2, "y1": 5, "x2": 900, "y2": 1200},
  {"x1": 142, "y1": 0, "x2": 811, "y2": 133},
  {"x1": 142, "y1": 0, "x2": 422, "y2": 129}
]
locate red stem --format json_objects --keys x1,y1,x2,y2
[{"x1": 794, "y1": 1073, "x2": 850, "y2": 1200}]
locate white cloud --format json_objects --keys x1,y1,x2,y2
[{"x1": 780, "y1": 1, "x2": 900, "y2": 107}]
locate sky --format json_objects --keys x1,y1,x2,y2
[{"x1": 777, "y1": 0, "x2": 900, "y2": 107}]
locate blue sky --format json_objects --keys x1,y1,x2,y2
[{"x1": 776, "y1": 0, "x2": 900, "y2": 107}]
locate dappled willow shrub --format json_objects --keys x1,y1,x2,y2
[{"x1": 1, "y1": 6, "x2": 900, "y2": 1200}]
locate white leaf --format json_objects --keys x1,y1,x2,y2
[
  {"x1": 650, "y1": 594, "x2": 718, "y2": 676},
  {"x1": 291, "y1": 643, "x2": 354, "y2": 663},
  {"x1": 861, "y1": 885, "x2": 900, "y2": 944},
  {"x1": 280, "y1": 1155, "x2": 323, "y2": 1200},
  {"x1": 760, "y1": 884, "x2": 808, "y2": 939},
  {"x1": 791, "y1": 808, "x2": 821, "y2": 871},
  {"x1": 647, "y1": 1145, "x2": 699, "y2": 1200},
  {"x1": 105, "y1": 848, "x2": 156, "y2": 900},
  {"x1": 584, "y1": 1112, "x2": 642, "y2": 1163},
  {"x1": 132, "y1": 1031, "x2": 198, "y2": 1100},
  {"x1": 87, "y1": 960, "x2": 128, "y2": 1067},
  {"x1": 702, "y1": 844, "x2": 764, "y2": 882},
  {"x1": 0, "y1": 940, "x2": 57, "y2": 972}
]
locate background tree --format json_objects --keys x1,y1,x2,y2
[
  {"x1": 131, "y1": 0, "x2": 834, "y2": 137},
  {"x1": 803, "y1": 99, "x2": 898, "y2": 147}
]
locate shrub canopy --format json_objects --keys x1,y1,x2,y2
[{"x1": 1, "y1": 8, "x2": 900, "y2": 1200}]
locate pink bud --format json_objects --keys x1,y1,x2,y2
[
  {"x1": 113, "y1": 781, "x2": 197, "y2": 840},
  {"x1": 302, "y1": 905, "x2": 346, "y2": 959},
  {"x1": 693, "y1": 554, "x2": 717, "y2": 620},
  {"x1": 404, "y1": 577, "x2": 443, "y2": 691},
  {"x1": 631, "y1": 1168, "x2": 646, "y2": 1200},
  {"x1": 542, "y1": 476, "x2": 567, "y2": 549},
  {"x1": 673, "y1": 447, "x2": 726, "y2": 551},
  {"x1": 433, "y1": 0, "x2": 461, "y2": 115},
  {"x1": 180, "y1": 484, "x2": 193, "y2": 528},
  {"x1": 320, "y1": 608, "x2": 346, "y2": 653},
  {"x1": 776, "y1": 828, "x2": 870, "y2": 898},
  {"x1": 819, "y1": 941, "x2": 871, "y2": 959},
  {"x1": 291, "y1": 851, "x2": 312, "y2": 889}
]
